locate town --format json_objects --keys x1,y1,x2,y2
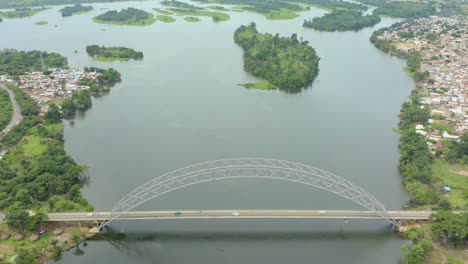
[
  {"x1": 1, "y1": 68, "x2": 99, "y2": 112},
  {"x1": 376, "y1": 16, "x2": 467, "y2": 150}
]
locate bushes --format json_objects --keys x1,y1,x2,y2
[
  {"x1": 0, "y1": 49, "x2": 67, "y2": 75},
  {"x1": 6, "y1": 83, "x2": 39, "y2": 116},
  {"x1": 0, "y1": 88, "x2": 13, "y2": 131}
]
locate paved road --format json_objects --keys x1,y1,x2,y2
[
  {"x1": 45, "y1": 210, "x2": 449, "y2": 222},
  {"x1": 0, "y1": 83, "x2": 22, "y2": 135}
]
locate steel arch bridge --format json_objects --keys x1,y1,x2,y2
[{"x1": 101, "y1": 159, "x2": 399, "y2": 228}]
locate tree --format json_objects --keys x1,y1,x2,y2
[
  {"x1": 27, "y1": 210, "x2": 48, "y2": 232},
  {"x1": 401, "y1": 243, "x2": 426, "y2": 264},
  {"x1": 430, "y1": 211, "x2": 468, "y2": 248},
  {"x1": 15, "y1": 248, "x2": 38, "y2": 264},
  {"x1": 5, "y1": 205, "x2": 30, "y2": 232},
  {"x1": 15, "y1": 188, "x2": 33, "y2": 207},
  {"x1": 71, "y1": 231, "x2": 82, "y2": 249},
  {"x1": 438, "y1": 199, "x2": 452, "y2": 210},
  {"x1": 44, "y1": 104, "x2": 62, "y2": 124},
  {"x1": 51, "y1": 239, "x2": 59, "y2": 248}
]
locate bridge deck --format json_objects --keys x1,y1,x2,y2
[{"x1": 46, "y1": 210, "x2": 440, "y2": 221}]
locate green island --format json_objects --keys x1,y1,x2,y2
[
  {"x1": 184, "y1": 16, "x2": 201, "y2": 22},
  {"x1": 207, "y1": 5, "x2": 229, "y2": 11},
  {"x1": 239, "y1": 81, "x2": 277, "y2": 90},
  {"x1": 292, "y1": 0, "x2": 368, "y2": 12},
  {"x1": 370, "y1": 21, "x2": 467, "y2": 264},
  {"x1": 153, "y1": 8, "x2": 173, "y2": 15},
  {"x1": 92, "y1": 7, "x2": 155, "y2": 26},
  {"x1": 59, "y1": 4, "x2": 93, "y2": 17},
  {"x1": 157, "y1": 14, "x2": 176, "y2": 22},
  {"x1": 0, "y1": 49, "x2": 67, "y2": 76},
  {"x1": 0, "y1": 7, "x2": 48, "y2": 19},
  {"x1": 192, "y1": 0, "x2": 368, "y2": 19},
  {"x1": 162, "y1": 0, "x2": 230, "y2": 22},
  {"x1": 0, "y1": 0, "x2": 144, "y2": 9},
  {"x1": 373, "y1": 2, "x2": 435, "y2": 18},
  {"x1": 0, "y1": 49, "x2": 122, "y2": 262},
  {"x1": 0, "y1": 89, "x2": 13, "y2": 132},
  {"x1": 234, "y1": 23, "x2": 320, "y2": 92},
  {"x1": 34, "y1": 21, "x2": 48, "y2": 25},
  {"x1": 86, "y1": 45, "x2": 143, "y2": 62},
  {"x1": 194, "y1": 0, "x2": 307, "y2": 20},
  {"x1": 303, "y1": 10, "x2": 381, "y2": 31}
]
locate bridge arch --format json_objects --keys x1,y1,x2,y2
[{"x1": 102, "y1": 159, "x2": 398, "y2": 228}]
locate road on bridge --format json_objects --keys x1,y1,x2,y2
[
  {"x1": 45, "y1": 210, "x2": 439, "y2": 222},
  {"x1": 0, "y1": 83, "x2": 22, "y2": 135}
]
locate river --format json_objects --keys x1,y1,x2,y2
[{"x1": 0, "y1": 1, "x2": 415, "y2": 263}]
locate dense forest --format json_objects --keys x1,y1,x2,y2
[
  {"x1": 303, "y1": 10, "x2": 380, "y2": 31},
  {"x1": 86, "y1": 45, "x2": 143, "y2": 60},
  {"x1": 0, "y1": 83, "x2": 92, "y2": 211},
  {"x1": 373, "y1": 1, "x2": 435, "y2": 18},
  {"x1": 0, "y1": 49, "x2": 67, "y2": 75},
  {"x1": 0, "y1": 0, "x2": 139, "y2": 9},
  {"x1": 234, "y1": 23, "x2": 319, "y2": 92},
  {"x1": 0, "y1": 89, "x2": 13, "y2": 132},
  {"x1": 60, "y1": 4, "x2": 92, "y2": 17},
  {"x1": 94, "y1": 7, "x2": 150, "y2": 22},
  {"x1": 161, "y1": 0, "x2": 203, "y2": 10}
]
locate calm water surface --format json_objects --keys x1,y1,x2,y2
[{"x1": 0, "y1": 1, "x2": 414, "y2": 263}]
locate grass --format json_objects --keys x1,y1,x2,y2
[
  {"x1": 168, "y1": 8, "x2": 230, "y2": 21},
  {"x1": 157, "y1": 14, "x2": 176, "y2": 23},
  {"x1": 92, "y1": 12, "x2": 156, "y2": 26},
  {"x1": 20, "y1": 135, "x2": 48, "y2": 156},
  {"x1": 95, "y1": 56, "x2": 131, "y2": 62},
  {"x1": 0, "y1": 88, "x2": 13, "y2": 132},
  {"x1": 35, "y1": 21, "x2": 48, "y2": 25},
  {"x1": 0, "y1": 8, "x2": 48, "y2": 19},
  {"x1": 184, "y1": 16, "x2": 201, "y2": 22},
  {"x1": 238, "y1": 6, "x2": 306, "y2": 20},
  {"x1": 153, "y1": 8, "x2": 173, "y2": 15},
  {"x1": 0, "y1": 222, "x2": 89, "y2": 264},
  {"x1": 432, "y1": 160, "x2": 468, "y2": 209},
  {"x1": 403, "y1": 66, "x2": 416, "y2": 78},
  {"x1": 239, "y1": 82, "x2": 278, "y2": 90}
]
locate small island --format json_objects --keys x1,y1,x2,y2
[
  {"x1": 234, "y1": 23, "x2": 320, "y2": 92},
  {"x1": 60, "y1": 4, "x2": 93, "y2": 17},
  {"x1": 0, "y1": 7, "x2": 48, "y2": 19},
  {"x1": 157, "y1": 14, "x2": 176, "y2": 22},
  {"x1": 184, "y1": 16, "x2": 201, "y2": 22},
  {"x1": 239, "y1": 82, "x2": 277, "y2": 90},
  {"x1": 162, "y1": 0, "x2": 230, "y2": 22},
  {"x1": 92, "y1": 7, "x2": 155, "y2": 26},
  {"x1": 86, "y1": 45, "x2": 144, "y2": 62},
  {"x1": 303, "y1": 10, "x2": 381, "y2": 31},
  {"x1": 35, "y1": 21, "x2": 48, "y2": 25}
]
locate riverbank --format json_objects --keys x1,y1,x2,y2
[
  {"x1": 370, "y1": 15, "x2": 467, "y2": 264},
  {"x1": 0, "y1": 221, "x2": 98, "y2": 264}
]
